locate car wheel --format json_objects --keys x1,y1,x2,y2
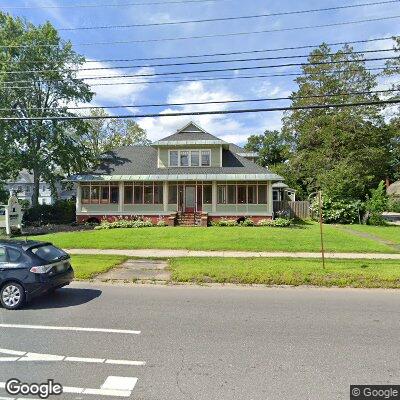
[{"x1": 0, "y1": 283, "x2": 25, "y2": 310}]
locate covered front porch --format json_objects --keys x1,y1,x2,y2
[{"x1": 76, "y1": 179, "x2": 274, "y2": 225}]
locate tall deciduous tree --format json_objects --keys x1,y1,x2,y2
[
  {"x1": 282, "y1": 43, "x2": 392, "y2": 200},
  {"x1": 244, "y1": 130, "x2": 290, "y2": 167},
  {"x1": 0, "y1": 12, "x2": 93, "y2": 205},
  {"x1": 82, "y1": 109, "x2": 151, "y2": 162}
]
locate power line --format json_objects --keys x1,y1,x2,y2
[
  {"x1": 2, "y1": 36, "x2": 393, "y2": 64},
  {"x1": 1, "y1": 16, "x2": 399, "y2": 48},
  {"x1": 0, "y1": 0, "x2": 230, "y2": 9},
  {"x1": 1, "y1": 66, "x2": 388, "y2": 90},
  {"x1": 1, "y1": 48, "x2": 393, "y2": 75},
  {"x1": 55, "y1": 1, "x2": 400, "y2": 30},
  {"x1": 2, "y1": 89, "x2": 396, "y2": 113},
  {"x1": 1, "y1": 56, "x2": 395, "y2": 84},
  {"x1": 1, "y1": 100, "x2": 398, "y2": 121}
]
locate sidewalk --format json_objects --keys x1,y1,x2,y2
[{"x1": 67, "y1": 248, "x2": 400, "y2": 260}]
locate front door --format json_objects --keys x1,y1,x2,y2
[{"x1": 185, "y1": 186, "x2": 196, "y2": 212}]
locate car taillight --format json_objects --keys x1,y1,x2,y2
[{"x1": 30, "y1": 265, "x2": 53, "y2": 274}]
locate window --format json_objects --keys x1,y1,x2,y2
[
  {"x1": 31, "y1": 245, "x2": 67, "y2": 262},
  {"x1": 248, "y1": 185, "x2": 257, "y2": 204},
  {"x1": 201, "y1": 150, "x2": 211, "y2": 166},
  {"x1": 180, "y1": 151, "x2": 189, "y2": 167},
  {"x1": 168, "y1": 149, "x2": 212, "y2": 167},
  {"x1": 227, "y1": 185, "x2": 236, "y2": 204},
  {"x1": 154, "y1": 184, "x2": 163, "y2": 204},
  {"x1": 101, "y1": 186, "x2": 109, "y2": 204},
  {"x1": 7, "y1": 248, "x2": 22, "y2": 263},
  {"x1": 110, "y1": 186, "x2": 119, "y2": 204},
  {"x1": 144, "y1": 184, "x2": 153, "y2": 204},
  {"x1": 169, "y1": 150, "x2": 178, "y2": 167},
  {"x1": 134, "y1": 183, "x2": 143, "y2": 204},
  {"x1": 90, "y1": 186, "x2": 100, "y2": 204},
  {"x1": 82, "y1": 186, "x2": 90, "y2": 204},
  {"x1": 259, "y1": 186, "x2": 268, "y2": 204},
  {"x1": 237, "y1": 186, "x2": 247, "y2": 204},
  {"x1": 203, "y1": 185, "x2": 212, "y2": 204},
  {"x1": 217, "y1": 185, "x2": 226, "y2": 204},
  {"x1": 0, "y1": 247, "x2": 6, "y2": 263},
  {"x1": 124, "y1": 185, "x2": 133, "y2": 204},
  {"x1": 168, "y1": 185, "x2": 177, "y2": 204},
  {"x1": 191, "y1": 151, "x2": 199, "y2": 166}
]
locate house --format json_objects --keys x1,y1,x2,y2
[
  {"x1": 71, "y1": 122, "x2": 283, "y2": 226},
  {"x1": 6, "y1": 170, "x2": 76, "y2": 206},
  {"x1": 272, "y1": 182, "x2": 296, "y2": 202}
]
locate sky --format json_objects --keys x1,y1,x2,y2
[{"x1": 1, "y1": 0, "x2": 399, "y2": 145}]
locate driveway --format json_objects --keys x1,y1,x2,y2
[{"x1": 0, "y1": 283, "x2": 399, "y2": 399}]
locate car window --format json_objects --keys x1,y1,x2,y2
[
  {"x1": 31, "y1": 245, "x2": 66, "y2": 262},
  {"x1": 7, "y1": 248, "x2": 22, "y2": 263},
  {"x1": 0, "y1": 246, "x2": 6, "y2": 263}
]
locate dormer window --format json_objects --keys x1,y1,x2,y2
[{"x1": 168, "y1": 149, "x2": 211, "y2": 167}]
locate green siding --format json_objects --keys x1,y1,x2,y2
[{"x1": 159, "y1": 148, "x2": 169, "y2": 168}]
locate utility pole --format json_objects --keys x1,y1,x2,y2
[{"x1": 318, "y1": 190, "x2": 325, "y2": 269}]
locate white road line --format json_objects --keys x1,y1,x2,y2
[
  {"x1": 0, "y1": 324, "x2": 140, "y2": 335},
  {"x1": 0, "y1": 348, "x2": 145, "y2": 366},
  {"x1": 101, "y1": 376, "x2": 138, "y2": 391},
  {"x1": 83, "y1": 388, "x2": 131, "y2": 397}
]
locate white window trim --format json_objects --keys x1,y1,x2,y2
[{"x1": 168, "y1": 149, "x2": 212, "y2": 167}]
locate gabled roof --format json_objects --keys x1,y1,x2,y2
[{"x1": 153, "y1": 121, "x2": 226, "y2": 145}]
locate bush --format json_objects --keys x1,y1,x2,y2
[
  {"x1": 156, "y1": 220, "x2": 168, "y2": 227},
  {"x1": 387, "y1": 198, "x2": 400, "y2": 213},
  {"x1": 23, "y1": 200, "x2": 76, "y2": 225},
  {"x1": 365, "y1": 181, "x2": 388, "y2": 226},
  {"x1": 94, "y1": 218, "x2": 154, "y2": 230},
  {"x1": 258, "y1": 218, "x2": 291, "y2": 227},
  {"x1": 212, "y1": 218, "x2": 238, "y2": 227},
  {"x1": 240, "y1": 218, "x2": 254, "y2": 226},
  {"x1": 310, "y1": 195, "x2": 362, "y2": 224}
]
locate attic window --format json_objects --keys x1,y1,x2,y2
[{"x1": 168, "y1": 149, "x2": 211, "y2": 167}]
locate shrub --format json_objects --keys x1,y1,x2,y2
[
  {"x1": 388, "y1": 198, "x2": 400, "y2": 213},
  {"x1": 365, "y1": 181, "x2": 388, "y2": 226},
  {"x1": 240, "y1": 218, "x2": 254, "y2": 226},
  {"x1": 95, "y1": 218, "x2": 154, "y2": 230},
  {"x1": 310, "y1": 195, "x2": 362, "y2": 224},
  {"x1": 212, "y1": 218, "x2": 238, "y2": 227},
  {"x1": 258, "y1": 218, "x2": 291, "y2": 227},
  {"x1": 23, "y1": 200, "x2": 76, "y2": 225},
  {"x1": 156, "y1": 220, "x2": 168, "y2": 227}
]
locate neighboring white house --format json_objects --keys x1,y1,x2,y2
[{"x1": 6, "y1": 170, "x2": 76, "y2": 205}]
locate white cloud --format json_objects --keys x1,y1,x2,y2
[
  {"x1": 77, "y1": 61, "x2": 154, "y2": 104},
  {"x1": 138, "y1": 81, "x2": 282, "y2": 144},
  {"x1": 251, "y1": 81, "x2": 291, "y2": 98}
]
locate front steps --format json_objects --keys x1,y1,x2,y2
[{"x1": 177, "y1": 212, "x2": 202, "y2": 226}]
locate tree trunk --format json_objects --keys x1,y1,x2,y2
[{"x1": 32, "y1": 168, "x2": 40, "y2": 207}]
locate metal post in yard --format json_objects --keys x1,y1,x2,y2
[{"x1": 318, "y1": 190, "x2": 325, "y2": 269}]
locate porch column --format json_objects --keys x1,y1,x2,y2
[
  {"x1": 118, "y1": 181, "x2": 124, "y2": 213},
  {"x1": 268, "y1": 181, "x2": 273, "y2": 215},
  {"x1": 76, "y1": 183, "x2": 82, "y2": 213},
  {"x1": 163, "y1": 181, "x2": 168, "y2": 212},
  {"x1": 212, "y1": 181, "x2": 217, "y2": 213}
]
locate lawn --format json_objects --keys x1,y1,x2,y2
[
  {"x1": 70, "y1": 254, "x2": 127, "y2": 279},
  {"x1": 170, "y1": 257, "x2": 400, "y2": 288},
  {"x1": 343, "y1": 225, "x2": 400, "y2": 244},
  {"x1": 30, "y1": 223, "x2": 396, "y2": 253}
]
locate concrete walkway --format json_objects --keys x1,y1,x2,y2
[{"x1": 67, "y1": 248, "x2": 400, "y2": 260}]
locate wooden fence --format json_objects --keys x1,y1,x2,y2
[{"x1": 273, "y1": 201, "x2": 311, "y2": 219}]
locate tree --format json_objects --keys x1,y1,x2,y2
[
  {"x1": 0, "y1": 12, "x2": 93, "y2": 205},
  {"x1": 282, "y1": 43, "x2": 392, "y2": 200},
  {"x1": 82, "y1": 109, "x2": 150, "y2": 162},
  {"x1": 244, "y1": 130, "x2": 290, "y2": 167},
  {"x1": 383, "y1": 36, "x2": 400, "y2": 181}
]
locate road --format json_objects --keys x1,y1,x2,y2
[{"x1": 0, "y1": 282, "x2": 399, "y2": 399}]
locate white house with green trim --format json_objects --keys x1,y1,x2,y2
[{"x1": 72, "y1": 122, "x2": 283, "y2": 226}]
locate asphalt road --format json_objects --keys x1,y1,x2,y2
[{"x1": 0, "y1": 282, "x2": 399, "y2": 400}]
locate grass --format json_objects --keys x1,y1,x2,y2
[
  {"x1": 343, "y1": 224, "x2": 400, "y2": 244},
  {"x1": 70, "y1": 254, "x2": 127, "y2": 280},
  {"x1": 29, "y1": 223, "x2": 396, "y2": 253},
  {"x1": 170, "y1": 257, "x2": 400, "y2": 288}
]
